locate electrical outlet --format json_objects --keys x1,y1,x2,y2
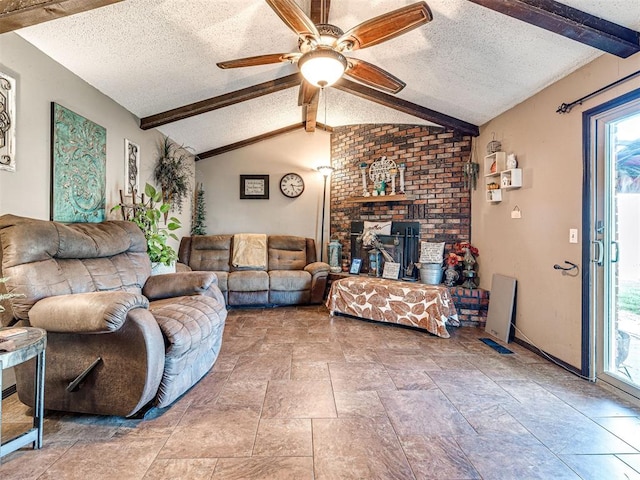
[{"x1": 569, "y1": 228, "x2": 578, "y2": 243}]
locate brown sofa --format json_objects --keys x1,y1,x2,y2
[
  {"x1": 0, "y1": 214, "x2": 227, "y2": 417},
  {"x1": 178, "y1": 234, "x2": 330, "y2": 306}
]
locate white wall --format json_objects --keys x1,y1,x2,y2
[
  {"x1": 196, "y1": 128, "x2": 332, "y2": 257},
  {"x1": 473, "y1": 52, "x2": 640, "y2": 368},
  {"x1": 0, "y1": 33, "x2": 192, "y2": 241}
]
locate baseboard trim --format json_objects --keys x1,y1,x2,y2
[
  {"x1": 2, "y1": 384, "x2": 17, "y2": 400},
  {"x1": 511, "y1": 337, "x2": 585, "y2": 378}
]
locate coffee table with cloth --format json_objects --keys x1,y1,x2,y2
[{"x1": 326, "y1": 276, "x2": 459, "y2": 338}]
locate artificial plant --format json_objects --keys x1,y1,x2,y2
[
  {"x1": 191, "y1": 183, "x2": 207, "y2": 236},
  {"x1": 154, "y1": 135, "x2": 192, "y2": 213}
]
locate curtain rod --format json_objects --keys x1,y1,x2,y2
[{"x1": 556, "y1": 68, "x2": 640, "y2": 114}]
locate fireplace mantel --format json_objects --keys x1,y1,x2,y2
[{"x1": 347, "y1": 194, "x2": 414, "y2": 203}]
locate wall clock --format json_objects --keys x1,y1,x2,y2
[{"x1": 279, "y1": 172, "x2": 305, "y2": 198}]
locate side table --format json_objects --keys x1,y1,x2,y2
[{"x1": 0, "y1": 327, "x2": 46, "y2": 459}]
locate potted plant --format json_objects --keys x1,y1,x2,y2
[{"x1": 113, "y1": 183, "x2": 181, "y2": 274}]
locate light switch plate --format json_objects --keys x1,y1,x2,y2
[
  {"x1": 511, "y1": 210, "x2": 521, "y2": 219},
  {"x1": 569, "y1": 228, "x2": 578, "y2": 243}
]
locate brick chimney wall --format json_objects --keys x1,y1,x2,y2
[{"x1": 330, "y1": 124, "x2": 473, "y2": 260}]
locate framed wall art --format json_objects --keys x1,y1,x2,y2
[
  {"x1": 124, "y1": 138, "x2": 140, "y2": 195},
  {"x1": 0, "y1": 71, "x2": 16, "y2": 172},
  {"x1": 240, "y1": 174, "x2": 269, "y2": 200},
  {"x1": 50, "y1": 102, "x2": 107, "y2": 222}
]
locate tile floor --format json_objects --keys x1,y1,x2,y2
[{"x1": 2, "y1": 305, "x2": 640, "y2": 479}]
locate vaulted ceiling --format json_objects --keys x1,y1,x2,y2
[{"x1": 4, "y1": 0, "x2": 640, "y2": 158}]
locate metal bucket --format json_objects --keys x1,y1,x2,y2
[{"x1": 419, "y1": 263, "x2": 443, "y2": 285}]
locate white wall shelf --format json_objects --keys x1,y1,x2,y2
[{"x1": 484, "y1": 152, "x2": 522, "y2": 202}]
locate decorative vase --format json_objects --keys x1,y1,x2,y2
[
  {"x1": 461, "y1": 248, "x2": 477, "y2": 288},
  {"x1": 444, "y1": 265, "x2": 459, "y2": 287}
]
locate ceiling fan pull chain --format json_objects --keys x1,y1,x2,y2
[{"x1": 323, "y1": 86, "x2": 328, "y2": 131}]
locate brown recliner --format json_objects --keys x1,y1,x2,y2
[{"x1": 0, "y1": 214, "x2": 227, "y2": 417}]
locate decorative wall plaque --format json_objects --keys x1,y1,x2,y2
[{"x1": 0, "y1": 72, "x2": 16, "y2": 172}]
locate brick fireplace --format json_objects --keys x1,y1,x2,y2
[
  {"x1": 329, "y1": 124, "x2": 473, "y2": 261},
  {"x1": 327, "y1": 123, "x2": 487, "y2": 327}
]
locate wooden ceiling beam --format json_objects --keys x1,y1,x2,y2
[
  {"x1": 310, "y1": 0, "x2": 331, "y2": 24},
  {"x1": 466, "y1": 0, "x2": 640, "y2": 58},
  {"x1": 0, "y1": 0, "x2": 123, "y2": 33},
  {"x1": 198, "y1": 121, "x2": 333, "y2": 159},
  {"x1": 197, "y1": 123, "x2": 305, "y2": 160},
  {"x1": 332, "y1": 78, "x2": 479, "y2": 136},
  {"x1": 140, "y1": 73, "x2": 302, "y2": 130},
  {"x1": 303, "y1": 89, "x2": 320, "y2": 132}
]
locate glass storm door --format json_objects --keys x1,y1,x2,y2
[{"x1": 588, "y1": 93, "x2": 640, "y2": 398}]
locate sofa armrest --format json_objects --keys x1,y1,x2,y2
[
  {"x1": 305, "y1": 261, "x2": 331, "y2": 276},
  {"x1": 28, "y1": 291, "x2": 149, "y2": 334},
  {"x1": 305, "y1": 262, "x2": 330, "y2": 304},
  {"x1": 176, "y1": 262, "x2": 192, "y2": 272},
  {"x1": 143, "y1": 271, "x2": 218, "y2": 301}
]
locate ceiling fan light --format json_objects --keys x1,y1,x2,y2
[{"x1": 299, "y1": 48, "x2": 347, "y2": 88}]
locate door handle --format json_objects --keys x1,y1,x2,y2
[
  {"x1": 611, "y1": 241, "x2": 619, "y2": 263},
  {"x1": 592, "y1": 240, "x2": 604, "y2": 266}
]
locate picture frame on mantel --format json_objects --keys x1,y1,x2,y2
[
  {"x1": 349, "y1": 258, "x2": 362, "y2": 275},
  {"x1": 240, "y1": 174, "x2": 269, "y2": 200},
  {"x1": 50, "y1": 102, "x2": 106, "y2": 223}
]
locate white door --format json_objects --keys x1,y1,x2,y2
[{"x1": 587, "y1": 93, "x2": 640, "y2": 398}]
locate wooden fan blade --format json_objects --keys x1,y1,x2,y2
[
  {"x1": 298, "y1": 80, "x2": 319, "y2": 106},
  {"x1": 217, "y1": 53, "x2": 300, "y2": 69},
  {"x1": 336, "y1": 1, "x2": 432, "y2": 51},
  {"x1": 266, "y1": 0, "x2": 320, "y2": 42},
  {"x1": 345, "y1": 58, "x2": 405, "y2": 94}
]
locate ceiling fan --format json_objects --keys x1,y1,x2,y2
[{"x1": 217, "y1": 0, "x2": 433, "y2": 107}]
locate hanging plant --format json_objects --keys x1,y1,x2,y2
[{"x1": 154, "y1": 135, "x2": 193, "y2": 213}]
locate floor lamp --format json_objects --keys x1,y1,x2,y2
[{"x1": 317, "y1": 165, "x2": 334, "y2": 262}]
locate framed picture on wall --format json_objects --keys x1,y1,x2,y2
[
  {"x1": 240, "y1": 174, "x2": 269, "y2": 199},
  {"x1": 50, "y1": 102, "x2": 106, "y2": 223},
  {"x1": 124, "y1": 139, "x2": 140, "y2": 195}
]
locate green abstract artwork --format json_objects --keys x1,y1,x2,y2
[{"x1": 51, "y1": 103, "x2": 106, "y2": 222}]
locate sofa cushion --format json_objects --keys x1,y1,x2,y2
[
  {"x1": 269, "y1": 270, "x2": 311, "y2": 291},
  {"x1": 268, "y1": 235, "x2": 308, "y2": 271},
  {"x1": 190, "y1": 235, "x2": 232, "y2": 272},
  {"x1": 228, "y1": 270, "x2": 269, "y2": 292}
]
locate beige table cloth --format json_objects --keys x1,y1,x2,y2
[{"x1": 326, "y1": 276, "x2": 459, "y2": 338}]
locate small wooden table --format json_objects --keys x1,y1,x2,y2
[
  {"x1": 0, "y1": 327, "x2": 46, "y2": 459},
  {"x1": 326, "y1": 276, "x2": 459, "y2": 338}
]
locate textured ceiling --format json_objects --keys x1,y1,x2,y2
[{"x1": 15, "y1": 0, "x2": 640, "y2": 154}]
